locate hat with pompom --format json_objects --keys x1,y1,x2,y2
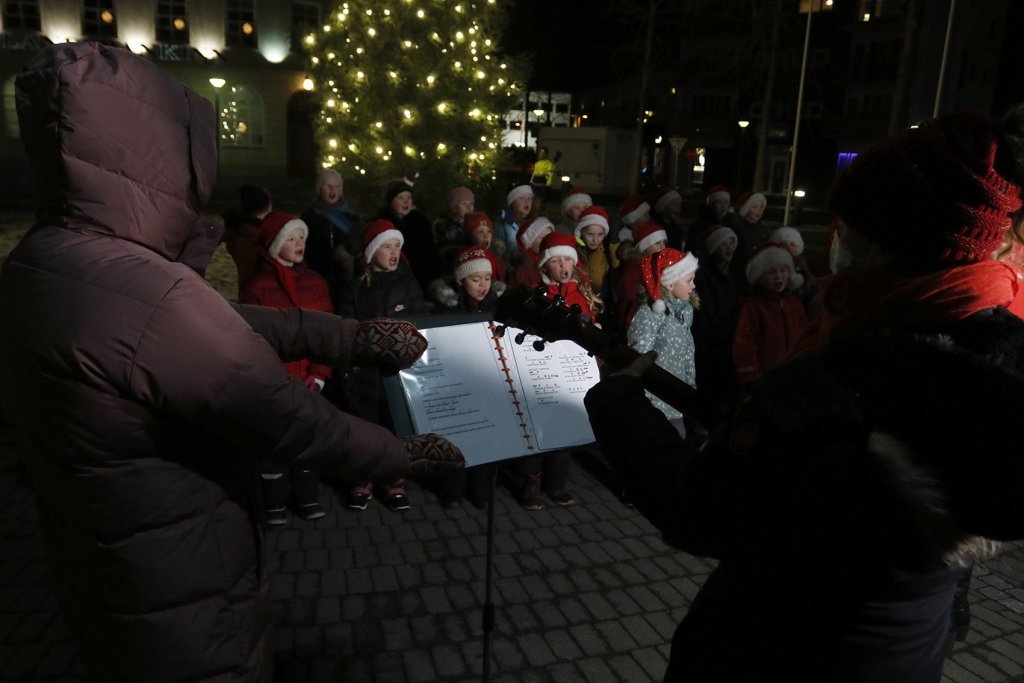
[
  {"x1": 385, "y1": 171, "x2": 419, "y2": 205},
  {"x1": 464, "y1": 212, "x2": 493, "y2": 236},
  {"x1": 633, "y1": 219, "x2": 668, "y2": 253},
  {"x1": 257, "y1": 212, "x2": 308, "y2": 257},
  {"x1": 537, "y1": 232, "x2": 579, "y2": 269},
  {"x1": 517, "y1": 216, "x2": 555, "y2": 253},
  {"x1": 746, "y1": 241, "x2": 803, "y2": 288},
  {"x1": 653, "y1": 187, "x2": 682, "y2": 214},
  {"x1": 361, "y1": 218, "x2": 404, "y2": 262},
  {"x1": 448, "y1": 186, "x2": 474, "y2": 214},
  {"x1": 706, "y1": 185, "x2": 731, "y2": 205},
  {"x1": 704, "y1": 224, "x2": 738, "y2": 257},
  {"x1": 574, "y1": 206, "x2": 610, "y2": 239},
  {"x1": 561, "y1": 188, "x2": 593, "y2": 216},
  {"x1": 619, "y1": 194, "x2": 651, "y2": 227},
  {"x1": 506, "y1": 182, "x2": 534, "y2": 207},
  {"x1": 453, "y1": 246, "x2": 492, "y2": 283},
  {"x1": 737, "y1": 191, "x2": 767, "y2": 219},
  {"x1": 642, "y1": 248, "x2": 699, "y2": 313},
  {"x1": 771, "y1": 226, "x2": 805, "y2": 256}
]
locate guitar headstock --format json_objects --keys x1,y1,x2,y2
[{"x1": 494, "y1": 285, "x2": 609, "y2": 356}]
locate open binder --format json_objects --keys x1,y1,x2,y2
[{"x1": 383, "y1": 315, "x2": 599, "y2": 466}]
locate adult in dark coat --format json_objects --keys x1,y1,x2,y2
[
  {"x1": 376, "y1": 175, "x2": 444, "y2": 294},
  {"x1": 585, "y1": 107, "x2": 1024, "y2": 682},
  {"x1": 0, "y1": 42, "x2": 461, "y2": 682}
]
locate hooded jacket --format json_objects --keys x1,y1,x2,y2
[{"x1": 0, "y1": 42, "x2": 406, "y2": 682}]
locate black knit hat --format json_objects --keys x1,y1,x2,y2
[{"x1": 239, "y1": 185, "x2": 271, "y2": 215}]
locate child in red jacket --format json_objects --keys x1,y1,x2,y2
[
  {"x1": 239, "y1": 212, "x2": 333, "y2": 525},
  {"x1": 538, "y1": 231, "x2": 603, "y2": 320},
  {"x1": 732, "y1": 241, "x2": 808, "y2": 388}
]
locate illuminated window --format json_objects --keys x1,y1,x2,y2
[
  {"x1": 156, "y1": 2, "x2": 189, "y2": 44},
  {"x1": 226, "y1": 0, "x2": 258, "y2": 49},
  {"x1": 2, "y1": 0, "x2": 41, "y2": 32},
  {"x1": 292, "y1": 1, "x2": 320, "y2": 52},
  {"x1": 219, "y1": 85, "x2": 264, "y2": 147},
  {"x1": 82, "y1": 0, "x2": 118, "y2": 41}
]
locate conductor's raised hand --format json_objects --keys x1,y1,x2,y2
[
  {"x1": 402, "y1": 433, "x2": 466, "y2": 477},
  {"x1": 352, "y1": 318, "x2": 428, "y2": 370}
]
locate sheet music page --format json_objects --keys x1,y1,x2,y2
[
  {"x1": 505, "y1": 334, "x2": 599, "y2": 452},
  {"x1": 397, "y1": 321, "x2": 529, "y2": 466}
]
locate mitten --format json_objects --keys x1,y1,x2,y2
[
  {"x1": 428, "y1": 278, "x2": 459, "y2": 308},
  {"x1": 403, "y1": 433, "x2": 466, "y2": 477},
  {"x1": 352, "y1": 318, "x2": 428, "y2": 370},
  {"x1": 491, "y1": 280, "x2": 507, "y2": 297}
]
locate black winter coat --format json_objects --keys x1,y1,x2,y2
[
  {"x1": 375, "y1": 208, "x2": 443, "y2": 291},
  {"x1": 586, "y1": 307, "x2": 1024, "y2": 682}
]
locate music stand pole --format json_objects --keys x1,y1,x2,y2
[{"x1": 481, "y1": 465, "x2": 497, "y2": 682}]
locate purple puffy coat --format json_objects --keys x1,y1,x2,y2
[{"x1": 0, "y1": 42, "x2": 406, "y2": 681}]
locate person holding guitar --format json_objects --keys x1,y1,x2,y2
[{"x1": 582, "y1": 107, "x2": 1024, "y2": 682}]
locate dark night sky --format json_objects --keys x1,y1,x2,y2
[{"x1": 502, "y1": 0, "x2": 620, "y2": 91}]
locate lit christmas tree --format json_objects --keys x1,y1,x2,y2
[{"x1": 305, "y1": 1, "x2": 523, "y2": 211}]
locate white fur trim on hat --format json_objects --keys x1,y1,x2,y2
[
  {"x1": 659, "y1": 253, "x2": 699, "y2": 288},
  {"x1": 506, "y1": 184, "x2": 534, "y2": 206},
  {"x1": 745, "y1": 245, "x2": 804, "y2": 289},
  {"x1": 771, "y1": 226, "x2": 805, "y2": 255},
  {"x1": 268, "y1": 219, "x2": 309, "y2": 257},
  {"x1": 636, "y1": 228, "x2": 668, "y2": 254},
  {"x1": 622, "y1": 201, "x2": 651, "y2": 227},
  {"x1": 618, "y1": 227, "x2": 633, "y2": 242},
  {"x1": 363, "y1": 229, "x2": 404, "y2": 263},
  {"x1": 520, "y1": 217, "x2": 554, "y2": 251},
  {"x1": 707, "y1": 189, "x2": 731, "y2": 205},
  {"x1": 538, "y1": 245, "x2": 579, "y2": 270},
  {"x1": 739, "y1": 192, "x2": 767, "y2": 218},
  {"x1": 562, "y1": 191, "x2": 593, "y2": 216},
  {"x1": 574, "y1": 212, "x2": 610, "y2": 239},
  {"x1": 705, "y1": 227, "x2": 738, "y2": 257},
  {"x1": 654, "y1": 189, "x2": 682, "y2": 214},
  {"x1": 454, "y1": 255, "x2": 492, "y2": 283}
]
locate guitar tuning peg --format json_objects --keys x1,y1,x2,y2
[
  {"x1": 533, "y1": 339, "x2": 546, "y2": 352},
  {"x1": 514, "y1": 331, "x2": 527, "y2": 345},
  {"x1": 553, "y1": 294, "x2": 566, "y2": 306},
  {"x1": 569, "y1": 303, "x2": 583, "y2": 316},
  {"x1": 494, "y1": 325, "x2": 506, "y2": 338}
]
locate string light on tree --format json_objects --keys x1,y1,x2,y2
[{"x1": 305, "y1": 0, "x2": 524, "y2": 209}]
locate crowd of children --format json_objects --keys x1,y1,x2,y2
[{"x1": 224, "y1": 173, "x2": 823, "y2": 521}]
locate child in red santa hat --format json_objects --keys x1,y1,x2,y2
[
  {"x1": 557, "y1": 187, "x2": 594, "y2": 236},
  {"x1": 506, "y1": 215, "x2": 555, "y2": 289},
  {"x1": 239, "y1": 212, "x2": 334, "y2": 525},
  {"x1": 537, "y1": 232, "x2": 603, "y2": 319}
]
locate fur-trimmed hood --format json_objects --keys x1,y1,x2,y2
[{"x1": 754, "y1": 307, "x2": 1024, "y2": 566}]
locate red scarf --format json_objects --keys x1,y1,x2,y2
[{"x1": 790, "y1": 261, "x2": 1019, "y2": 357}]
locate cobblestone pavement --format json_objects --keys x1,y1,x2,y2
[{"x1": 3, "y1": 442, "x2": 1024, "y2": 682}]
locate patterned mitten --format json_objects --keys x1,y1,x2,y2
[
  {"x1": 352, "y1": 318, "x2": 428, "y2": 370},
  {"x1": 403, "y1": 433, "x2": 466, "y2": 477}
]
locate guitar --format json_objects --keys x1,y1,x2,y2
[{"x1": 494, "y1": 285, "x2": 718, "y2": 430}]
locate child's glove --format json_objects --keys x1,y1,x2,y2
[
  {"x1": 491, "y1": 280, "x2": 507, "y2": 297},
  {"x1": 403, "y1": 433, "x2": 466, "y2": 477},
  {"x1": 428, "y1": 278, "x2": 459, "y2": 308},
  {"x1": 351, "y1": 318, "x2": 428, "y2": 370}
]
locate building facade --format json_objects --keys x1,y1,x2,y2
[{"x1": 1, "y1": 0, "x2": 334, "y2": 198}]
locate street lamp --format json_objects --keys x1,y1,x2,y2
[
  {"x1": 785, "y1": 0, "x2": 835, "y2": 224},
  {"x1": 736, "y1": 121, "x2": 750, "y2": 192}
]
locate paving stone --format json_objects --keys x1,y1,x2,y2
[
  {"x1": 632, "y1": 645, "x2": 669, "y2": 680},
  {"x1": 568, "y1": 623, "x2": 609, "y2": 657},
  {"x1": 576, "y1": 656, "x2": 616, "y2": 681},
  {"x1": 595, "y1": 618, "x2": 639, "y2": 652}
]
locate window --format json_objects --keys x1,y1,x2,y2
[
  {"x1": 3, "y1": 0, "x2": 41, "y2": 31},
  {"x1": 83, "y1": 0, "x2": 118, "y2": 41},
  {"x1": 292, "y1": 1, "x2": 320, "y2": 52},
  {"x1": 156, "y1": 2, "x2": 189, "y2": 44},
  {"x1": 226, "y1": 0, "x2": 258, "y2": 49},
  {"x1": 4, "y1": 76, "x2": 20, "y2": 139},
  {"x1": 219, "y1": 85, "x2": 263, "y2": 147}
]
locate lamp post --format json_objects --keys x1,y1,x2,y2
[
  {"x1": 736, "y1": 120, "x2": 750, "y2": 192},
  {"x1": 209, "y1": 78, "x2": 225, "y2": 157},
  {"x1": 933, "y1": 0, "x2": 957, "y2": 117},
  {"x1": 784, "y1": 0, "x2": 834, "y2": 225}
]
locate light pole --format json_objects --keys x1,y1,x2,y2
[
  {"x1": 209, "y1": 77, "x2": 225, "y2": 160},
  {"x1": 933, "y1": 0, "x2": 957, "y2": 117},
  {"x1": 736, "y1": 120, "x2": 750, "y2": 192},
  {"x1": 784, "y1": 0, "x2": 834, "y2": 225}
]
